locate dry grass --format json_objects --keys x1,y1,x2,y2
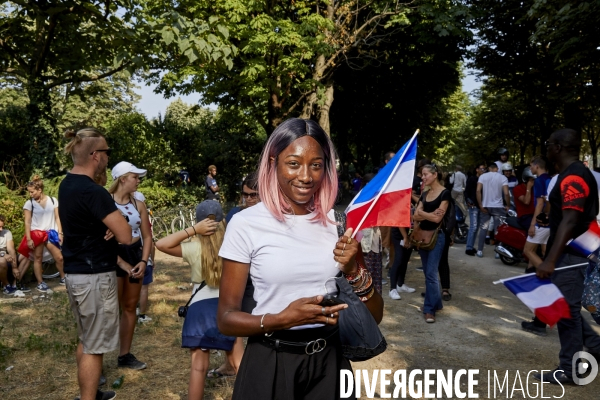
[{"x1": 0, "y1": 251, "x2": 234, "y2": 400}]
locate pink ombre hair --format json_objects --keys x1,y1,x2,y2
[{"x1": 258, "y1": 118, "x2": 338, "y2": 225}]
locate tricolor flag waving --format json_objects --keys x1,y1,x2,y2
[
  {"x1": 345, "y1": 131, "x2": 418, "y2": 234},
  {"x1": 567, "y1": 221, "x2": 600, "y2": 261},
  {"x1": 501, "y1": 275, "x2": 571, "y2": 327}
]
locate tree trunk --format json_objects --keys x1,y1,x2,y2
[
  {"x1": 26, "y1": 78, "x2": 60, "y2": 177},
  {"x1": 316, "y1": 82, "x2": 334, "y2": 135}
]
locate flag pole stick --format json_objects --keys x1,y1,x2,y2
[
  {"x1": 349, "y1": 129, "x2": 419, "y2": 239},
  {"x1": 492, "y1": 262, "x2": 588, "y2": 285}
]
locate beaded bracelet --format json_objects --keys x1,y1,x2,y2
[
  {"x1": 345, "y1": 264, "x2": 364, "y2": 285},
  {"x1": 355, "y1": 277, "x2": 374, "y2": 297},
  {"x1": 354, "y1": 273, "x2": 373, "y2": 295},
  {"x1": 358, "y1": 287, "x2": 376, "y2": 302}
]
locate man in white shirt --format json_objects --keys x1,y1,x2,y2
[
  {"x1": 449, "y1": 165, "x2": 467, "y2": 217},
  {"x1": 475, "y1": 162, "x2": 510, "y2": 257}
]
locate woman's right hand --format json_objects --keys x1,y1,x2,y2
[
  {"x1": 27, "y1": 238, "x2": 34, "y2": 250},
  {"x1": 193, "y1": 219, "x2": 218, "y2": 236},
  {"x1": 274, "y1": 295, "x2": 348, "y2": 330},
  {"x1": 117, "y1": 260, "x2": 134, "y2": 276}
]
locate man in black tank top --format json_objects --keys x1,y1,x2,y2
[{"x1": 534, "y1": 129, "x2": 600, "y2": 385}]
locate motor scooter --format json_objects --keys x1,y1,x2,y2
[{"x1": 494, "y1": 210, "x2": 529, "y2": 265}]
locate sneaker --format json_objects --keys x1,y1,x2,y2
[
  {"x1": 476, "y1": 251, "x2": 483, "y2": 258},
  {"x1": 415, "y1": 267, "x2": 423, "y2": 272},
  {"x1": 3, "y1": 285, "x2": 16, "y2": 295},
  {"x1": 59, "y1": 277, "x2": 66, "y2": 285},
  {"x1": 138, "y1": 314, "x2": 152, "y2": 323},
  {"x1": 16, "y1": 284, "x2": 31, "y2": 293},
  {"x1": 118, "y1": 353, "x2": 147, "y2": 370},
  {"x1": 36, "y1": 282, "x2": 49, "y2": 292},
  {"x1": 465, "y1": 249, "x2": 476, "y2": 256},
  {"x1": 521, "y1": 320, "x2": 547, "y2": 336},
  {"x1": 389, "y1": 289, "x2": 401, "y2": 300},
  {"x1": 74, "y1": 389, "x2": 116, "y2": 400},
  {"x1": 485, "y1": 236, "x2": 491, "y2": 245},
  {"x1": 397, "y1": 284, "x2": 416, "y2": 293}
]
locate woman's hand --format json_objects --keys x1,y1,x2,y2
[
  {"x1": 402, "y1": 235, "x2": 411, "y2": 249},
  {"x1": 117, "y1": 259, "x2": 134, "y2": 276},
  {"x1": 130, "y1": 261, "x2": 146, "y2": 279},
  {"x1": 433, "y1": 208, "x2": 446, "y2": 216},
  {"x1": 333, "y1": 228, "x2": 360, "y2": 275},
  {"x1": 27, "y1": 238, "x2": 35, "y2": 250},
  {"x1": 104, "y1": 229, "x2": 115, "y2": 241},
  {"x1": 193, "y1": 219, "x2": 218, "y2": 236},
  {"x1": 275, "y1": 295, "x2": 348, "y2": 330}
]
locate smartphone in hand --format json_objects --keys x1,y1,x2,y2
[{"x1": 319, "y1": 294, "x2": 346, "y2": 307}]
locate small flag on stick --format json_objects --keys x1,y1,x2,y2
[
  {"x1": 502, "y1": 275, "x2": 571, "y2": 326},
  {"x1": 345, "y1": 131, "x2": 418, "y2": 234}
]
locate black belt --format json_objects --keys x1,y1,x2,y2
[{"x1": 252, "y1": 328, "x2": 339, "y2": 355}]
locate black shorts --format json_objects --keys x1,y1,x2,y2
[{"x1": 116, "y1": 240, "x2": 142, "y2": 278}]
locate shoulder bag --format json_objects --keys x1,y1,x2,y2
[
  {"x1": 408, "y1": 192, "x2": 443, "y2": 251},
  {"x1": 333, "y1": 211, "x2": 387, "y2": 361}
]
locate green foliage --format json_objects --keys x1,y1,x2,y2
[
  {"x1": 0, "y1": 184, "x2": 27, "y2": 240},
  {"x1": 103, "y1": 112, "x2": 181, "y2": 180},
  {"x1": 137, "y1": 181, "x2": 206, "y2": 210},
  {"x1": 0, "y1": 0, "x2": 235, "y2": 177}
]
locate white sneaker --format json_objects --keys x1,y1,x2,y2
[
  {"x1": 138, "y1": 315, "x2": 152, "y2": 323},
  {"x1": 389, "y1": 289, "x2": 401, "y2": 300},
  {"x1": 476, "y1": 251, "x2": 484, "y2": 258},
  {"x1": 397, "y1": 284, "x2": 416, "y2": 293}
]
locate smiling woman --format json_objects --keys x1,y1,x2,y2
[{"x1": 217, "y1": 118, "x2": 383, "y2": 399}]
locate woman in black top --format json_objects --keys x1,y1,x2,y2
[{"x1": 413, "y1": 164, "x2": 451, "y2": 323}]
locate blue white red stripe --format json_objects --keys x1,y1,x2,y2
[
  {"x1": 503, "y1": 275, "x2": 570, "y2": 326},
  {"x1": 345, "y1": 133, "x2": 417, "y2": 233},
  {"x1": 567, "y1": 221, "x2": 600, "y2": 258}
]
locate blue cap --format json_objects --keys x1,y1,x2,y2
[{"x1": 195, "y1": 200, "x2": 223, "y2": 223}]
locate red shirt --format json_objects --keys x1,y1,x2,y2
[{"x1": 513, "y1": 183, "x2": 534, "y2": 217}]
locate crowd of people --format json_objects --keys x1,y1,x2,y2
[{"x1": 1, "y1": 123, "x2": 599, "y2": 398}]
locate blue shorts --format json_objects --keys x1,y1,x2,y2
[
  {"x1": 143, "y1": 265, "x2": 153, "y2": 285},
  {"x1": 181, "y1": 298, "x2": 235, "y2": 351}
]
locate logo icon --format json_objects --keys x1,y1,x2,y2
[{"x1": 572, "y1": 351, "x2": 598, "y2": 385}]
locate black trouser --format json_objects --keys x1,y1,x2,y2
[
  {"x1": 390, "y1": 228, "x2": 412, "y2": 288},
  {"x1": 439, "y1": 231, "x2": 451, "y2": 290},
  {"x1": 552, "y1": 253, "x2": 600, "y2": 376},
  {"x1": 233, "y1": 326, "x2": 354, "y2": 399}
]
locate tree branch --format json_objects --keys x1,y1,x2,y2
[
  {"x1": 35, "y1": 13, "x2": 58, "y2": 76},
  {"x1": 45, "y1": 62, "x2": 131, "y2": 89},
  {"x1": 282, "y1": 90, "x2": 311, "y2": 119}
]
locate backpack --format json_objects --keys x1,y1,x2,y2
[{"x1": 443, "y1": 196, "x2": 456, "y2": 235}]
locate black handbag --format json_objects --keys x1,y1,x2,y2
[{"x1": 333, "y1": 211, "x2": 387, "y2": 361}]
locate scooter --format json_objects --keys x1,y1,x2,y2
[
  {"x1": 453, "y1": 205, "x2": 469, "y2": 244},
  {"x1": 494, "y1": 210, "x2": 529, "y2": 265}
]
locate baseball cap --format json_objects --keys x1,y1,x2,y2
[
  {"x1": 111, "y1": 161, "x2": 147, "y2": 180},
  {"x1": 196, "y1": 200, "x2": 224, "y2": 223}
]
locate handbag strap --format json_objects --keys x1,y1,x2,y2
[{"x1": 185, "y1": 280, "x2": 207, "y2": 307}]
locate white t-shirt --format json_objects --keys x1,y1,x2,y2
[
  {"x1": 0, "y1": 229, "x2": 13, "y2": 250},
  {"x1": 478, "y1": 172, "x2": 508, "y2": 208},
  {"x1": 219, "y1": 202, "x2": 339, "y2": 322},
  {"x1": 181, "y1": 239, "x2": 220, "y2": 305},
  {"x1": 450, "y1": 171, "x2": 467, "y2": 192},
  {"x1": 23, "y1": 197, "x2": 58, "y2": 231}
]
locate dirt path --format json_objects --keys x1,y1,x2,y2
[
  {"x1": 355, "y1": 243, "x2": 600, "y2": 399},
  {"x1": 2, "y1": 243, "x2": 599, "y2": 399}
]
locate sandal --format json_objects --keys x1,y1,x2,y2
[
  {"x1": 442, "y1": 290, "x2": 452, "y2": 301},
  {"x1": 206, "y1": 368, "x2": 236, "y2": 379}
]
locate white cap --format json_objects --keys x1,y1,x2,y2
[{"x1": 111, "y1": 161, "x2": 147, "y2": 180}]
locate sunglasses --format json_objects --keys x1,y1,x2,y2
[
  {"x1": 242, "y1": 192, "x2": 259, "y2": 199},
  {"x1": 90, "y1": 148, "x2": 112, "y2": 157}
]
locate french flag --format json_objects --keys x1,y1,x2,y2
[
  {"x1": 567, "y1": 221, "x2": 600, "y2": 260},
  {"x1": 503, "y1": 275, "x2": 571, "y2": 326},
  {"x1": 345, "y1": 132, "x2": 417, "y2": 233}
]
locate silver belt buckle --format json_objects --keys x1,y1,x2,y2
[{"x1": 305, "y1": 338, "x2": 327, "y2": 355}]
